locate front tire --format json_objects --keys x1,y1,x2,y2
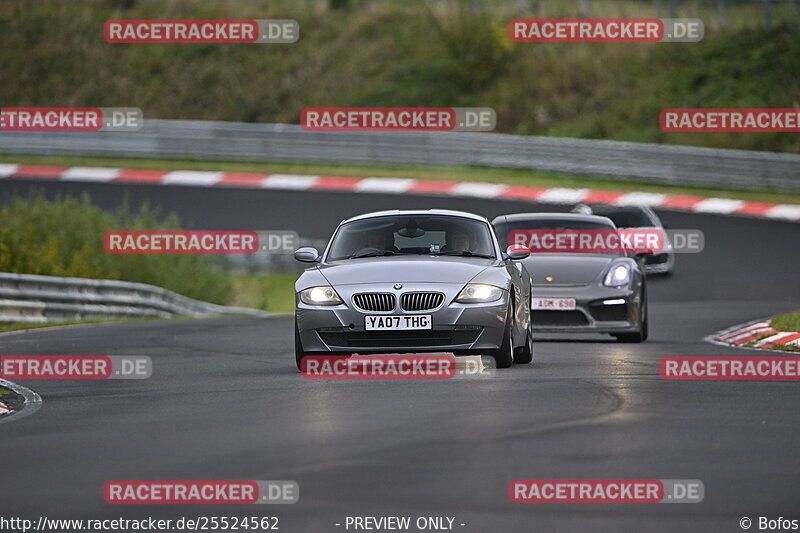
[
  {"x1": 515, "y1": 321, "x2": 534, "y2": 364},
  {"x1": 295, "y1": 321, "x2": 308, "y2": 371},
  {"x1": 492, "y1": 307, "x2": 515, "y2": 368},
  {"x1": 614, "y1": 291, "x2": 648, "y2": 343}
]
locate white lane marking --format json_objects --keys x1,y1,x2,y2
[
  {"x1": 261, "y1": 174, "x2": 319, "y2": 189},
  {"x1": 60, "y1": 166, "x2": 121, "y2": 181},
  {"x1": 537, "y1": 188, "x2": 589, "y2": 204},
  {"x1": 355, "y1": 178, "x2": 415, "y2": 193},
  {"x1": 692, "y1": 198, "x2": 744, "y2": 214},
  {"x1": 765, "y1": 204, "x2": 800, "y2": 221},
  {"x1": 161, "y1": 170, "x2": 224, "y2": 186},
  {"x1": 726, "y1": 326, "x2": 774, "y2": 344},
  {"x1": 718, "y1": 321, "x2": 770, "y2": 341},
  {"x1": 615, "y1": 192, "x2": 667, "y2": 206},
  {"x1": 449, "y1": 182, "x2": 507, "y2": 198},
  {"x1": 753, "y1": 331, "x2": 797, "y2": 347},
  {"x1": 0, "y1": 164, "x2": 20, "y2": 178}
]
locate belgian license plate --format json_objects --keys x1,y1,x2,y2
[
  {"x1": 532, "y1": 297, "x2": 576, "y2": 311},
  {"x1": 365, "y1": 315, "x2": 432, "y2": 331}
]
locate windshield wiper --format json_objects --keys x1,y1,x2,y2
[
  {"x1": 431, "y1": 250, "x2": 495, "y2": 259},
  {"x1": 350, "y1": 250, "x2": 410, "y2": 259}
]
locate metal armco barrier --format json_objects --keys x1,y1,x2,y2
[
  {"x1": 0, "y1": 272, "x2": 270, "y2": 323},
  {"x1": 0, "y1": 119, "x2": 798, "y2": 192}
]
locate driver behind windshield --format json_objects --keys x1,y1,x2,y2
[
  {"x1": 364, "y1": 230, "x2": 399, "y2": 252},
  {"x1": 447, "y1": 231, "x2": 471, "y2": 252},
  {"x1": 327, "y1": 215, "x2": 496, "y2": 260}
]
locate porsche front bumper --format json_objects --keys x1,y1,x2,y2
[{"x1": 531, "y1": 284, "x2": 643, "y2": 334}]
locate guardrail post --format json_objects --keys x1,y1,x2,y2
[
  {"x1": 763, "y1": 0, "x2": 772, "y2": 30},
  {"x1": 717, "y1": 0, "x2": 727, "y2": 28}
]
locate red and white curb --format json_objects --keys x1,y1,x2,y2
[
  {"x1": 0, "y1": 378, "x2": 42, "y2": 424},
  {"x1": 709, "y1": 319, "x2": 800, "y2": 351},
  {"x1": 1, "y1": 163, "x2": 799, "y2": 222}
]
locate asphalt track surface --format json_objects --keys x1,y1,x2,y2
[{"x1": 0, "y1": 179, "x2": 799, "y2": 532}]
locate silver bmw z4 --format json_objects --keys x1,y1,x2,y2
[{"x1": 293, "y1": 209, "x2": 534, "y2": 370}]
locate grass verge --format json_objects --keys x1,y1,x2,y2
[
  {"x1": 0, "y1": 317, "x2": 192, "y2": 335},
  {"x1": 742, "y1": 311, "x2": 800, "y2": 352},
  {"x1": 772, "y1": 310, "x2": 800, "y2": 333},
  {"x1": 0, "y1": 320, "x2": 124, "y2": 334},
  {"x1": 230, "y1": 273, "x2": 298, "y2": 314}
]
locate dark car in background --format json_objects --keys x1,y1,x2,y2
[{"x1": 572, "y1": 204, "x2": 674, "y2": 274}]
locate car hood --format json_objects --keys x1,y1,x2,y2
[
  {"x1": 524, "y1": 254, "x2": 616, "y2": 286},
  {"x1": 317, "y1": 256, "x2": 494, "y2": 286}
]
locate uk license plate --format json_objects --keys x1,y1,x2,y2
[
  {"x1": 532, "y1": 297, "x2": 576, "y2": 311},
  {"x1": 365, "y1": 315, "x2": 432, "y2": 330}
]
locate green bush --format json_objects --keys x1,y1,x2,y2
[{"x1": 0, "y1": 193, "x2": 232, "y2": 304}]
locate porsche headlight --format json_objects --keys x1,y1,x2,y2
[
  {"x1": 604, "y1": 264, "x2": 632, "y2": 287},
  {"x1": 455, "y1": 284, "x2": 503, "y2": 303},
  {"x1": 299, "y1": 286, "x2": 343, "y2": 306}
]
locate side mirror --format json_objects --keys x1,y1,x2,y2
[
  {"x1": 294, "y1": 247, "x2": 321, "y2": 263},
  {"x1": 505, "y1": 244, "x2": 530, "y2": 260}
]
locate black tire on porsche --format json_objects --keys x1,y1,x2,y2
[
  {"x1": 492, "y1": 306, "x2": 515, "y2": 368},
  {"x1": 614, "y1": 290, "x2": 648, "y2": 343}
]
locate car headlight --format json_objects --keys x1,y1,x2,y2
[
  {"x1": 604, "y1": 264, "x2": 632, "y2": 287},
  {"x1": 299, "y1": 286, "x2": 343, "y2": 306},
  {"x1": 455, "y1": 284, "x2": 503, "y2": 303}
]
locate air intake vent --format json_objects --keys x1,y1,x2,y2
[
  {"x1": 353, "y1": 293, "x2": 396, "y2": 312},
  {"x1": 400, "y1": 292, "x2": 445, "y2": 312}
]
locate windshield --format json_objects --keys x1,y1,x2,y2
[
  {"x1": 327, "y1": 215, "x2": 496, "y2": 261},
  {"x1": 494, "y1": 219, "x2": 615, "y2": 248},
  {"x1": 591, "y1": 208, "x2": 655, "y2": 228},
  {"x1": 494, "y1": 218, "x2": 623, "y2": 256}
]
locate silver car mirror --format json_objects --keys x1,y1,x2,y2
[
  {"x1": 294, "y1": 247, "x2": 321, "y2": 263},
  {"x1": 505, "y1": 244, "x2": 530, "y2": 260}
]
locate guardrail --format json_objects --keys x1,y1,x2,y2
[
  {"x1": 1, "y1": 119, "x2": 798, "y2": 192},
  {"x1": 0, "y1": 272, "x2": 270, "y2": 324}
]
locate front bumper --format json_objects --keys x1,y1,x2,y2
[
  {"x1": 531, "y1": 283, "x2": 642, "y2": 334},
  {"x1": 296, "y1": 283, "x2": 509, "y2": 354}
]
